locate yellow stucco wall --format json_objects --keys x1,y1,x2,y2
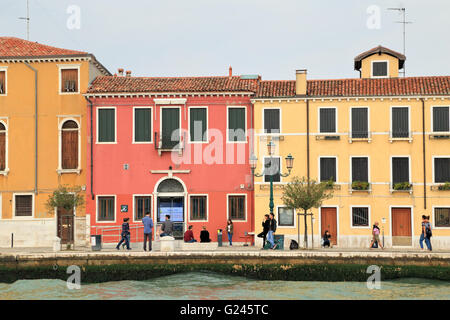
[{"x1": 361, "y1": 53, "x2": 399, "y2": 78}]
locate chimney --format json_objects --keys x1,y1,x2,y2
[
  {"x1": 295, "y1": 69, "x2": 307, "y2": 96},
  {"x1": 118, "y1": 68, "x2": 124, "y2": 76},
  {"x1": 229, "y1": 66, "x2": 232, "y2": 79},
  {"x1": 126, "y1": 70, "x2": 132, "y2": 77}
]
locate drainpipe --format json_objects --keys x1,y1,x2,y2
[
  {"x1": 306, "y1": 99, "x2": 310, "y2": 183},
  {"x1": 85, "y1": 96, "x2": 95, "y2": 200},
  {"x1": 24, "y1": 63, "x2": 38, "y2": 194},
  {"x1": 421, "y1": 98, "x2": 427, "y2": 209}
]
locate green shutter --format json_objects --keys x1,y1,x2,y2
[
  {"x1": 98, "y1": 109, "x2": 115, "y2": 142},
  {"x1": 190, "y1": 108, "x2": 207, "y2": 142},
  {"x1": 135, "y1": 108, "x2": 152, "y2": 142},
  {"x1": 228, "y1": 108, "x2": 246, "y2": 141},
  {"x1": 161, "y1": 108, "x2": 180, "y2": 148}
]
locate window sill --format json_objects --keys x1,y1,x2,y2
[
  {"x1": 57, "y1": 169, "x2": 81, "y2": 175},
  {"x1": 348, "y1": 137, "x2": 371, "y2": 143},
  {"x1": 389, "y1": 137, "x2": 413, "y2": 143},
  {"x1": 0, "y1": 169, "x2": 10, "y2": 176},
  {"x1": 316, "y1": 134, "x2": 340, "y2": 141},
  {"x1": 390, "y1": 189, "x2": 413, "y2": 195},
  {"x1": 349, "y1": 188, "x2": 371, "y2": 194},
  {"x1": 429, "y1": 133, "x2": 450, "y2": 140},
  {"x1": 59, "y1": 91, "x2": 80, "y2": 95},
  {"x1": 430, "y1": 185, "x2": 450, "y2": 191}
]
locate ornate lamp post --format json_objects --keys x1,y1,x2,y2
[{"x1": 250, "y1": 140, "x2": 294, "y2": 215}]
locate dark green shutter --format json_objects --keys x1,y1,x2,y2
[
  {"x1": 351, "y1": 108, "x2": 368, "y2": 138},
  {"x1": 98, "y1": 109, "x2": 115, "y2": 142},
  {"x1": 392, "y1": 107, "x2": 409, "y2": 138},
  {"x1": 320, "y1": 158, "x2": 336, "y2": 182},
  {"x1": 161, "y1": 108, "x2": 180, "y2": 148},
  {"x1": 352, "y1": 157, "x2": 368, "y2": 182},
  {"x1": 320, "y1": 108, "x2": 336, "y2": 133},
  {"x1": 190, "y1": 108, "x2": 207, "y2": 142},
  {"x1": 135, "y1": 108, "x2": 152, "y2": 142},
  {"x1": 228, "y1": 108, "x2": 246, "y2": 141},
  {"x1": 392, "y1": 157, "x2": 409, "y2": 184},
  {"x1": 434, "y1": 158, "x2": 450, "y2": 183},
  {"x1": 433, "y1": 107, "x2": 449, "y2": 132},
  {"x1": 264, "y1": 109, "x2": 280, "y2": 134}
]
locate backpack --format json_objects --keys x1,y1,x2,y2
[
  {"x1": 289, "y1": 240, "x2": 299, "y2": 250},
  {"x1": 425, "y1": 223, "x2": 432, "y2": 238}
]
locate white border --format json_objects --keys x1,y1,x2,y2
[
  {"x1": 132, "y1": 194, "x2": 152, "y2": 223},
  {"x1": 318, "y1": 156, "x2": 338, "y2": 183},
  {"x1": 226, "y1": 193, "x2": 247, "y2": 222},
  {"x1": 188, "y1": 106, "x2": 209, "y2": 143},
  {"x1": 0, "y1": 119, "x2": 9, "y2": 175},
  {"x1": 95, "y1": 195, "x2": 117, "y2": 224},
  {"x1": 350, "y1": 155, "x2": 370, "y2": 185},
  {"x1": 390, "y1": 155, "x2": 411, "y2": 188},
  {"x1": 350, "y1": 205, "x2": 371, "y2": 229},
  {"x1": 390, "y1": 105, "x2": 411, "y2": 140},
  {"x1": 318, "y1": 106, "x2": 337, "y2": 134},
  {"x1": 58, "y1": 64, "x2": 81, "y2": 95},
  {"x1": 12, "y1": 193, "x2": 35, "y2": 219},
  {"x1": 371, "y1": 60, "x2": 389, "y2": 78},
  {"x1": 226, "y1": 106, "x2": 247, "y2": 143},
  {"x1": 319, "y1": 206, "x2": 339, "y2": 245},
  {"x1": 160, "y1": 106, "x2": 182, "y2": 147},
  {"x1": 96, "y1": 107, "x2": 117, "y2": 144},
  {"x1": 133, "y1": 106, "x2": 153, "y2": 144},
  {"x1": 188, "y1": 194, "x2": 209, "y2": 222},
  {"x1": 276, "y1": 205, "x2": 295, "y2": 228},
  {"x1": 432, "y1": 156, "x2": 450, "y2": 184},
  {"x1": 349, "y1": 106, "x2": 370, "y2": 139},
  {"x1": 58, "y1": 117, "x2": 81, "y2": 174},
  {"x1": 431, "y1": 105, "x2": 450, "y2": 133}
]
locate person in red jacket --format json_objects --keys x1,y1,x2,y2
[{"x1": 184, "y1": 225, "x2": 196, "y2": 243}]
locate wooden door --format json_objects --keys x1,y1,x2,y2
[
  {"x1": 392, "y1": 208, "x2": 412, "y2": 246},
  {"x1": 57, "y1": 207, "x2": 74, "y2": 244},
  {"x1": 321, "y1": 207, "x2": 337, "y2": 245}
]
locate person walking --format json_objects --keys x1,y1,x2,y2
[
  {"x1": 420, "y1": 215, "x2": 432, "y2": 251},
  {"x1": 226, "y1": 219, "x2": 234, "y2": 246},
  {"x1": 267, "y1": 213, "x2": 277, "y2": 250},
  {"x1": 160, "y1": 215, "x2": 173, "y2": 237},
  {"x1": 116, "y1": 218, "x2": 131, "y2": 250},
  {"x1": 142, "y1": 211, "x2": 153, "y2": 251},
  {"x1": 257, "y1": 214, "x2": 270, "y2": 249},
  {"x1": 369, "y1": 221, "x2": 383, "y2": 250}
]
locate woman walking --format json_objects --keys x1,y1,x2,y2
[
  {"x1": 420, "y1": 215, "x2": 432, "y2": 251},
  {"x1": 226, "y1": 219, "x2": 234, "y2": 246}
]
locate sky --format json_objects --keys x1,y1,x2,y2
[{"x1": 1, "y1": 0, "x2": 449, "y2": 80}]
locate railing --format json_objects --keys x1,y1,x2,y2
[
  {"x1": 348, "y1": 131, "x2": 372, "y2": 143},
  {"x1": 155, "y1": 131, "x2": 185, "y2": 156},
  {"x1": 389, "y1": 131, "x2": 413, "y2": 143},
  {"x1": 91, "y1": 224, "x2": 145, "y2": 244}
]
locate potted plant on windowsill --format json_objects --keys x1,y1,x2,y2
[
  {"x1": 438, "y1": 182, "x2": 450, "y2": 191},
  {"x1": 352, "y1": 181, "x2": 370, "y2": 191},
  {"x1": 393, "y1": 182, "x2": 412, "y2": 191}
]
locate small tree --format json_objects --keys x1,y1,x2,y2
[
  {"x1": 281, "y1": 176, "x2": 334, "y2": 249},
  {"x1": 46, "y1": 185, "x2": 85, "y2": 214}
]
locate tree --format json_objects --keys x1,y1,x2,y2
[
  {"x1": 281, "y1": 176, "x2": 334, "y2": 249},
  {"x1": 46, "y1": 185, "x2": 85, "y2": 214}
]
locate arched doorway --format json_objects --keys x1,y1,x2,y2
[{"x1": 154, "y1": 177, "x2": 186, "y2": 239}]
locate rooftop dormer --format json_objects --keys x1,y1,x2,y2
[{"x1": 354, "y1": 46, "x2": 405, "y2": 79}]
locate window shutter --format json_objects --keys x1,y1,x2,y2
[
  {"x1": 373, "y1": 62, "x2": 387, "y2": 77},
  {"x1": 320, "y1": 108, "x2": 336, "y2": 133},
  {"x1": 62, "y1": 130, "x2": 78, "y2": 169},
  {"x1": 392, "y1": 107, "x2": 409, "y2": 138},
  {"x1": 98, "y1": 109, "x2": 115, "y2": 142},
  {"x1": 190, "y1": 108, "x2": 207, "y2": 142},
  {"x1": 0, "y1": 131, "x2": 5, "y2": 171},
  {"x1": 135, "y1": 108, "x2": 152, "y2": 142},
  {"x1": 320, "y1": 158, "x2": 336, "y2": 182},
  {"x1": 434, "y1": 158, "x2": 450, "y2": 183},
  {"x1": 15, "y1": 195, "x2": 33, "y2": 216},
  {"x1": 433, "y1": 107, "x2": 449, "y2": 132},
  {"x1": 264, "y1": 109, "x2": 280, "y2": 134},
  {"x1": 229, "y1": 196, "x2": 245, "y2": 220},
  {"x1": 351, "y1": 108, "x2": 368, "y2": 138},
  {"x1": 228, "y1": 108, "x2": 246, "y2": 141},
  {"x1": 352, "y1": 157, "x2": 368, "y2": 182},
  {"x1": 61, "y1": 69, "x2": 78, "y2": 92},
  {"x1": 0, "y1": 71, "x2": 5, "y2": 94},
  {"x1": 392, "y1": 157, "x2": 409, "y2": 184},
  {"x1": 98, "y1": 196, "x2": 115, "y2": 221},
  {"x1": 161, "y1": 108, "x2": 180, "y2": 148}
]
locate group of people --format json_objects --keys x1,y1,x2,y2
[
  {"x1": 183, "y1": 219, "x2": 234, "y2": 245},
  {"x1": 257, "y1": 213, "x2": 278, "y2": 249}
]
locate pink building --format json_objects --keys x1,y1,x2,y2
[{"x1": 85, "y1": 72, "x2": 260, "y2": 244}]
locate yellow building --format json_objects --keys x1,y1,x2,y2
[
  {"x1": 252, "y1": 46, "x2": 450, "y2": 249},
  {"x1": 0, "y1": 37, "x2": 109, "y2": 247}
]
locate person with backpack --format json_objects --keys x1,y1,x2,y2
[
  {"x1": 420, "y1": 215, "x2": 432, "y2": 251},
  {"x1": 267, "y1": 213, "x2": 277, "y2": 249},
  {"x1": 369, "y1": 221, "x2": 383, "y2": 250}
]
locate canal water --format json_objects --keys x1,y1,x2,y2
[{"x1": 0, "y1": 272, "x2": 449, "y2": 300}]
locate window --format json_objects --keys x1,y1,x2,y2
[
  {"x1": 391, "y1": 107, "x2": 409, "y2": 138},
  {"x1": 189, "y1": 108, "x2": 207, "y2": 142},
  {"x1": 97, "y1": 108, "x2": 115, "y2": 143},
  {"x1": 97, "y1": 196, "x2": 115, "y2": 221},
  {"x1": 190, "y1": 196, "x2": 207, "y2": 220},
  {"x1": 228, "y1": 107, "x2": 246, "y2": 142},
  {"x1": 372, "y1": 61, "x2": 388, "y2": 77},
  {"x1": 61, "y1": 120, "x2": 79, "y2": 169},
  {"x1": 319, "y1": 108, "x2": 336, "y2": 133},
  {"x1": 161, "y1": 108, "x2": 180, "y2": 148},
  {"x1": 320, "y1": 157, "x2": 336, "y2": 182},
  {"x1": 278, "y1": 207, "x2": 294, "y2": 227},
  {"x1": 134, "y1": 108, "x2": 152, "y2": 143},
  {"x1": 228, "y1": 195, "x2": 246, "y2": 220},
  {"x1": 434, "y1": 208, "x2": 450, "y2": 228},
  {"x1": 352, "y1": 207, "x2": 369, "y2": 227},
  {"x1": 264, "y1": 109, "x2": 280, "y2": 134},
  {"x1": 351, "y1": 108, "x2": 368, "y2": 138},
  {"x1": 432, "y1": 107, "x2": 449, "y2": 132},
  {"x1": 0, "y1": 70, "x2": 6, "y2": 95},
  {"x1": 264, "y1": 157, "x2": 281, "y2": 182},
  {"x1": 15, "y1": 195, "x2": 33, "y2": 217},
  {"x1": 352, "y1": 157, "x2": 368, "y2": 182},
  {"x1": 434, "y1": 158, "x2": 450, "y2": 183},
  {"x1": 392, "y1": 157, "x2": 409, "y2": 185},
  {"x1": 0, "y1": 122, "x2": 6, "y2": 171},
  {"x1": 134, "y1": 196, "x2": 151, "y2": 221},
  {"x1": 60, "y1": 68, "x2": 79, "y2": 93}
]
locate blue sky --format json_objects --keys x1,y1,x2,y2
[{"x1": 1, "y1": 0, "x2": 449, "y2": 79}]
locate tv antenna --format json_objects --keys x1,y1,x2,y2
[
  {"x1": 387, "y1": 7, "x2": 413, "y2": 77},
  {"x1": 18, "y1": 0, "x2": 30, "y2": 40}
]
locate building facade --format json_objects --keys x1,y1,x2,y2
[
  {"x1": 85, "y1": 73, "x2": 258, "y2": 244},
  {"x1": 252, "y1": 46, "x2": 450, "y2": 249},
  {"x1": 0, "y1": 37, "x2": 109, "y2": 247}
]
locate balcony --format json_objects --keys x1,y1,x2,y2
[
  {"x1": 429, "y1": 132, "x2": 450, "y2": 140},
  {"x1": 389, "y1": 131, "x2": 413, "y2": 143},
  {"x1": 154, "y1": 132, "x2": 185, "y2": 156},
  {"x1": 315, "y1": 133, "x2": 340, "y2": 141},
  {"x1": 348, "y1": 131, "x2": 372, "y2": 143}
]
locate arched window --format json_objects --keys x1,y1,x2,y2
[
  {"x1": 61, "y1": 120, "x2": 79, "y2": 169},
  {"x1": 0, "y1": 122, "x2": 6, "y2": 171},
  {"x1": 157, "y1": 179, "x2": 184, "y2": 193}
]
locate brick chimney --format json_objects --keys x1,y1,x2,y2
[
  {"x1": 295, "y1": 69, "x2": 307, "y2": 96},
  {"x1": 126, "y1": 70, "x2": 132, "y2": 77},
  {"x1": 118, "y1": 68, "x2": 124, "y2": 76},
  {"x1": 229, "y1": 66, "x2": 232, "y2": 79}
]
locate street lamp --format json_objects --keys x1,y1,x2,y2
[{"x1": 250, "y1": 140, "x2": 294, "y2": 215}]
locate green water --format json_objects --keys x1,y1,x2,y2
[{"x1": 0, "y1": 272, "x2": 449, "y2": 300}]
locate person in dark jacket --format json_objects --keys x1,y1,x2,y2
[
  {"x1": 200, "y1": 226, "x2": 211, "y2": 243},
  {"x1": 257, "y1": 214, "x2": 270, "y2": 248},
  {"x1": 142, "y1": 212, "x2": 153, "y2": 251},
  {"x1": 116, "y1": 218, "x2": 131, "y2": 250},
  {"x1": 322, "y1": 230, "x2": 332, "y2": 248},
  {"x1": 268, "y1": 213, "x2": 277, "y2": 249}
]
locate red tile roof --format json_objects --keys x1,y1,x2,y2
[
  {"x1": 0, "y1": 37, "x2": 87, "y2": 58},
  {"x1": 256, "y1": 76, "x2": 450, "y2": 98},
  {"x1": 87, "y1": 76, "x2": 260, "y2": 94}
]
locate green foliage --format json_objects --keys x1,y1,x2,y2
[
  {"x1": 352, "y1": 181, "x2": 370, "y2": 190},
  {"x1": 281, "y1": 176, "x2": 334, "y2": 212},
  {"x1": 393, "y1": 182, "x2": 412, "y2": 191},
  {"x1": 438, "y1": 182, "x2": 450, "y2": 191},
  {"x1": 46, "y1": 185, "x2": 85, "y2": 214}
]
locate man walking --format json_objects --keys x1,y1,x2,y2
[
  {"x1": 142, "y1": 211, "x2": 153, "y2": 251},
  {"x1": 160, "y1": 215, "x2": 173, "y2": 237},
  {"x1": 267, "y1": 213, "x2": 277, "y2": 250}
]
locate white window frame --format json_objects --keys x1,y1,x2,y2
[
  {"x1": 13, "y1": 193, "x2": 35, "y2": 219},
  {"x1": 350, "y1": 205, "x2": 371, "y2": 229},
  {"x1": 0, "y1": 66, "x2": 8, "y2": 96},
  {"x1": 318, "y1": 156, "x2": 338, "y2": 183},
  {"x1": 389, "y1": 105, "x2": 412, "y2": 141},
  {"x1": 371, "y1": 60, "x2": 389, "y2": 78},
  {"x1": 431, "y1": 105, "x2": 450, "y2": 134},
  {"x1": 350, "y1": 155, "x2": 370, "y2": 185},
  {"x1": 133, "y1": 106, "x2": 153, "y2": 144},
  {"x1": 58, "y1": 117, "x2": 81, "y2": 174},
  {"x1": 432, "y1": 156, "x2": 450, "y2": 184},
  {"x1": 226, "y1": 193, "x2": 247, "y2": 222},
  {"x1": 58, "y1": 64, "x2": 81, "y2": 95},
  {"x1": 0, "y1": 118, "x2": 9, "y2": 175},
  {"x1": 159, "y1": 106, "x2": 182, "y2": 148},
  {"x1": 132, "y1": 194, "x2": 152, "y2": 223},
  {"x1": 188, "y1": 106, "x2": 209, "y2": 144},
  {"x1": 95, "y1": 194, "x2": 117, "y2": 224},
  {"x1": 226, "y1": 106, "x2": 247, "y2": 143},
  {"x1": 318, "y1": 106, "x2": 338, "y2": 134},
  {"x1": 390, "y1": 155, "x2": 412, "y2": 192},
  {"x1": 276, "y1": 205, "x2": 296, "y2": 228},
  {"x1": 262, "y1": 156, "x2": 282, "y2": 183},
  {"x1": 349, "y1": 106, "x2": 370, "y2": 141},
  {"x1": 262, "y1": 107, "x2": 282, "y2": 135},
  {"x1": 432, "y1": 206, "x2": 450, "y2": 229},
  {"x1": 188, "y1": 194, "x2": 209, "y2": 222},
  {"x1": 96, "y1": 107, "x2": 117, "y2": 144},
  {"x1": 389, "y1": 205, "x2": 414, "y2": 248}
]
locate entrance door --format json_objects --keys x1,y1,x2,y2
[
  {"x1": 392, "y1": 208, "x2": 412, "y2": 246},
  {"x1": 157, "y1": 197, "x2": 184, "y2": 239},
  {"x1": 57, "y1": 207, "x2": 74, "y2": 245},
  {"x1": 321, "y1": 207, "x2": 337, "y2": 245}
]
